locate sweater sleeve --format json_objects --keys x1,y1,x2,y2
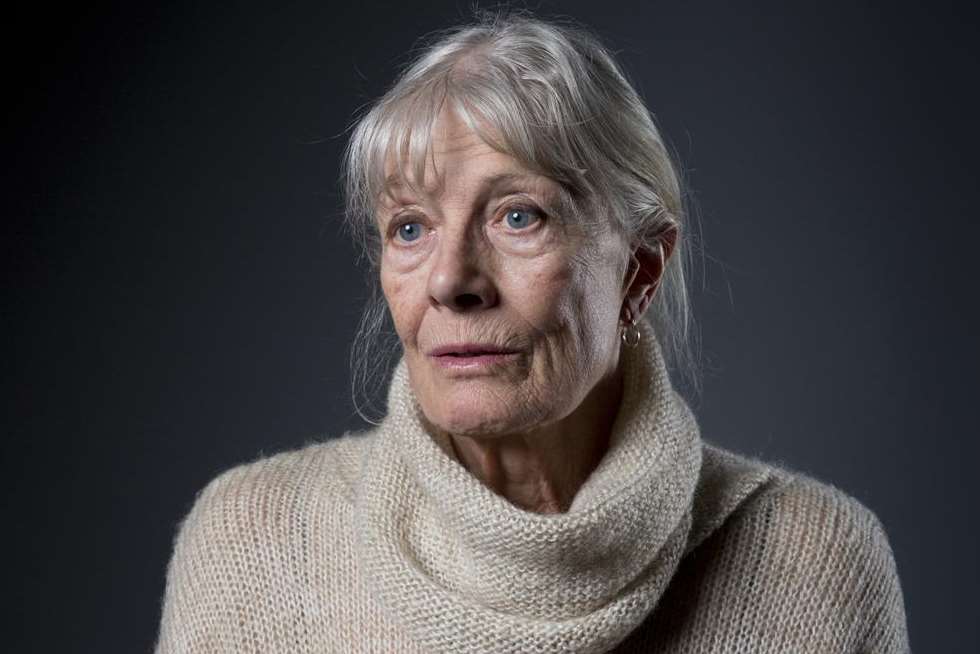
[
  {"x1": 751, "y1": 475, "x2": 912, "y2": 654},
  {"x1": 153, "y1": 462, "x2": 295, "y2": 654},
  {"x1": 153, "y1": 469, "x2": 245, "y2": 654},
  {"x1": 854, "y1": 511, "x2": 911, "y2": 654}
]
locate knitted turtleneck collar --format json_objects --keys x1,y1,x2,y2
[{"x1": 356, "y1": 321, "x2": 703, "y2": 654}]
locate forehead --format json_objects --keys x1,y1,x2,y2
[{"x1": 379, "y1": 122, "x2": 555, "y2": 204}]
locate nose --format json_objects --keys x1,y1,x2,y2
[{"x1": 427, "y1": 227, "x2": 498, "y2": 312}]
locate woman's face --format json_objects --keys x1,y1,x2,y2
[{"x1": 378, "y1": 109, "x2": 632, "y2": 438}]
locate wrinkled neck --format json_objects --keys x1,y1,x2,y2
[{"x1": 440, "y1": 363, "x2": 624, "y2": 514}]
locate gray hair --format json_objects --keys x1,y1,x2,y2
[{"x1": 339, "y1": 8, "x2": 702, "y2": 422}]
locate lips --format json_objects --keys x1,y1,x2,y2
[
  {"x1": 428, "y1": 343, "x2": 519, "y2": 357},
  {"x1": 427, "y1": 343, "x2": 522, "y2": 373}
]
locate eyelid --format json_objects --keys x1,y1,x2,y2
[{"x1": 388, "y1": 206, "x2": 423, "y2": 226}]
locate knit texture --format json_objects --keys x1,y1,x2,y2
[{"x1": 154, "y1": 322, "x2": 910, "y2": 653}]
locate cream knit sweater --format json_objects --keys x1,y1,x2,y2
[{"x1": 154, "y1": 322, "x2": 910, "y2": 653}]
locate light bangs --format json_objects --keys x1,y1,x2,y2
[{"x1": 354, "y1": 66, "x2": 602, "y2": 253}]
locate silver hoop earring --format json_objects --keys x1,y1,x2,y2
[{"x1": 621, "y1": 317, "x2": 641, "y2": 348}]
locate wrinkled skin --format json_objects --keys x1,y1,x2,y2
[{"x1": 377, "y1": 107, "x2": 673, "y2": 513}]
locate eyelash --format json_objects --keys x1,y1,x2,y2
[{"x1": 388, "y1": 202, "x2": 548, "y2": 244}]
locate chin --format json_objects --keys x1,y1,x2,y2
[{"x1": 428, "y1": 390, "x2": 531, "y2": 438}]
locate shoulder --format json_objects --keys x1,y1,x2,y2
[
  {"x1": 694, "y1": 441, "x2": 894, "y2": 555},
  {"x1": 699, "y1": 451, "x2": 909, "y2": 650},
  {"x1": 646, "y1": 447, "x2": 909, "y2": 652},
  {"x1": 168, "y1": 432, "x2": 370, "y2": 555},
  {"x1": 203, "y1": 430, "x2": 372, "y2": 496},
  {"x1": 155, "y1": 431, "x2": 378, "y2": 652},
  {"x1": 735, "y1": 459, "x2": 897, "y2": 569},
  {"x1": 708, "y1": 446, "x2": 899, "y2": 586}
]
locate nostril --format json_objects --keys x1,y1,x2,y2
[{"x1": 454, "y1": 293, "x2": 484, "y2": 310}]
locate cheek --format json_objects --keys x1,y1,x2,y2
[
  {"x1": 547, "y1": 252, "x2": 625, "y2": 362},
  {"x1": 498, "y1": 254, "x2": 576, "y2": 326},
  {"x1": 380, "y1": 269, "x2": 426, "y2": 348},
  {"x1": 573, "y1": 261, "x2": 623, "y2": 321},
  {"x1": 512, "y1": 252, "x2": 619, "y2": 329}
]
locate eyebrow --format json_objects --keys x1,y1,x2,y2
[{"x1": 381, "y1": 171, "x2": 548, "y2": 199}]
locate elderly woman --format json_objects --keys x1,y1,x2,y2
[{"x1": 154, "y1": 11, "x2": 910, "y2": 654}]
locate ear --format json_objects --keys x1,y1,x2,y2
[{"x1": 621, "y1": 225, "x2": 678, "y2": 321}]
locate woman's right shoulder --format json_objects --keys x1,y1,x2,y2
[
  {"x1": 173, "y1": 430, "x2": 378, "y2": 543},
  {"x1": 154, "y1": 430, "x2": 380, "y2": 652},
  {"x1": 206, "y1": 428, "x2": 376, "y2": 501}
]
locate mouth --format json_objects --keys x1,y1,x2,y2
[
  {"x1": 427, "y1": 343, "x2": 522, "y2": 371},
  {"x1": 428, "y1": 343, "x2": 520, "y2": 357}
]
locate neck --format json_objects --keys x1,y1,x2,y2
[{"x1": 441, "y1": 361, "x2": 624, "y2": 514}]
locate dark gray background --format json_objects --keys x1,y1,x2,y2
[{"x1": 5, "y1": 0, "x2": 976, "y2": 651}]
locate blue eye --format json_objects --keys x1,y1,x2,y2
[
  {"x1": 505, "y1": 207, "x2": 540, "y2": 230},
  {"x1": 396, "y1": 222, "x2": 424, "y2": 242}
]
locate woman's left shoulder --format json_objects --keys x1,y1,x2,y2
[
  {"x1": 707, "y1": 456, "x2": 911, "y2": 652},
  {"x1": 698, "y1": 442, "x2": 896, "y2": 556},
  {"x1": 739, "y1": 462, "x2": 897, "y2": 559}
]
